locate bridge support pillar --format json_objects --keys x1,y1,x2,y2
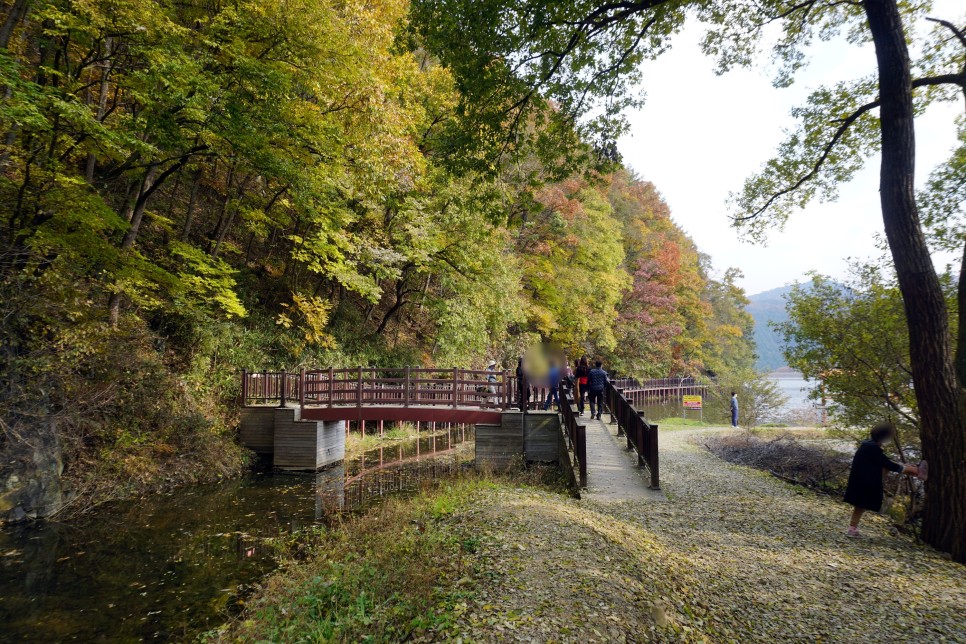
[{"x1": 239, "y1": 406, "x2": 346, "y2": 471}]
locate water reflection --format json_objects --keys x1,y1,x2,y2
[{"x1": 0, "y1": 426, "x2": 473, "y2": 641}]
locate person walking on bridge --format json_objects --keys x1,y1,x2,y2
[
  {"x1": 542, "y1": 361, "x2": 561, "y2": 411},
  {"x1": 574, "y1": 357, "x2": 590, "y2": 416},
  {"x1": 486, "y1": 360, "x2": 499, "y2": 405},
  {"x1": 587, "y1": 360, "x2": 608, "y2": 420}
]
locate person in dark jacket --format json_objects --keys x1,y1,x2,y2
[
  {"x1": 574, "y1": 357, "x2": 590, "y2": 416},
  {"x1": 586, "y1": 361, "x2": 608, "y2": 420},
  {"x1": 543, "y1": 361, "x2": 561, "y2": 411},
  {"x1": 844, "y1": 423, "x2": 918, "y2": 537}
]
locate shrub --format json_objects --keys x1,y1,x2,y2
[{"x1": 704, "y1": 433, "x2": 850, "y2": 494}]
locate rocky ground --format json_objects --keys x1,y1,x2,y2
[{"x1": 441, "y1": 427, "x2": 966, "y2": 643}]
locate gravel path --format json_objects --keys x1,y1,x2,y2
[{"x1": 448, "y1": 427, "x2": 966, "y2": 642}]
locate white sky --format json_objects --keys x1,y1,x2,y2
[{"x1": 618, "y1": 3, "x2": 964, "y2": 295}]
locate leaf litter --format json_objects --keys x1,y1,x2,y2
[{"x1": 432, "y1": 428, "x2": 965, "y2": 643}]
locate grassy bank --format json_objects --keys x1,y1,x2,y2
[
  {"x1": 215, "y1": 478, "x2": 494, "y2": 642},
  {"x1": 214, "y1": 466, "x2": 569, "y2": 642}
]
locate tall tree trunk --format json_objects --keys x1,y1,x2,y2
[
  {"x1": 208, "y1": 162, "x2": 234, "y2": 254},
  {"x1": 864, "y1": 0, "x2": 966, "y2": 562},
  {"x1": 958, "y1": 240, "x2": 966, "y2": 390},
  {"x1": 85, "y1": 37, "x2": 113, "y2": 183},
  {"x1": 109, "y1": 163, "x2": 158, "y2": 325},
  {"x1": 0, "y1": 0, "x2": 31, "y2": 50},
  {"x1": 120, "y1": 163, "x2": 158, "y2": 251},
  {"x1": 179, "y1": 167, "x2": 202, "y2": 242}
]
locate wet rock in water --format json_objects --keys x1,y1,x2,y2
[{"x1": 1, "y1": 418, "x2": 64, "y2": 523}]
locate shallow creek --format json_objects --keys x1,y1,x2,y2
[{"x1": 0, "y1": 426, "x2": 474, "y2": 641}]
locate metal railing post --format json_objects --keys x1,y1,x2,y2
[
  {"x1": 609, "y1": 385, "x2": 617, "y2": 425},
  {"x1": 357, "y1": 366, "x2": 363, "y2": 407},
  {"x1": 649, "y1": 423, "x2": 660, "y2": 490},
  {"x1": 278, "y1": 368, "x2": 287, "y2": 408},
  {"x1": 327, "y1": 367, "x2": 334, "y2": 406},
  {"x1": 404, "y1": 366, "x2": 411, "y2": 407},
  {"x1": 452, "y1": 367, "x2": 459, "y2": 408},
  {"x1": 299, "y1": 368, "x2": 306, "y2": 410}
]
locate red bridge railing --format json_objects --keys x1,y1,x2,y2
[
  {"x1": 241, "y1": 367, "x2": 515, "y2": 411},
  {"x1": 241, "y1": 369, "x2": 302, "y2": 406},
  {"x1": 611, "y1": 376, "x2": 708, "y2": 408}
]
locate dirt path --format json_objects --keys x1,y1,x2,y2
[{"x1": 448, "y1": 426, "x2": 966, "y2": 642}]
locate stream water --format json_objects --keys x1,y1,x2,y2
[{"x1": 0, "y1": 426, "x2": 474, "y2": 641}]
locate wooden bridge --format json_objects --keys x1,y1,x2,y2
[
  {"x1": 242, "y1": 367, "x2": 517, "y2": 425},
  {"x1": 239, "y1": 367, "x2": 660, "y2": 490}
]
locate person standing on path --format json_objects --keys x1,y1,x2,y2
[
  {"x1": 543, "y1": 361, "x2": 561, "y2": 411},
  {"x1": 587, "y1": 360, "x2": 608, "y2": 420},
  {"x1": 574, "y1": 357, "x2": 590, "y2": 416},
  {"x1": 844, "y1": 423, "x2": 918, "y2": 537},
  {"x1": 730, "y1": 391, "x2": 739, "y2": 428},
  {"x1": 486, "y1": 360, "x2": 499, "y2": 405}
]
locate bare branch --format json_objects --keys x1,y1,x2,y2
[{"x1": 926, "y1": 17, "x2": 966, "y2": 51}]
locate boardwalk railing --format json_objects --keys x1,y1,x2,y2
[
  {"x1": 605, "y1": 381, "x2": 660, "y2": 490},
  {"x1": 612, "y1": 376, "x2": 709, "y2": 408},
  {"x1": 242, "y1": 367, "x2": 515, "y2": 411},
  {"x1": 241, "y1": 369, "x2": 301, "y2": 406},
  {"x1": 558, "y1": 384, "x2": 587, "y2": 487}
]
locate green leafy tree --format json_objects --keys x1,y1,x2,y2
[{"x1": 779, "y1": 263, "x2": 959, "y2": 445}]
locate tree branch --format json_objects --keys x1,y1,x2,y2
[
  {"x1": 926, "y1": 17, "x2": 966, "y2": 51},
  {"x1": 736, "y1": 72, "x2": 966, "y2": 222}
]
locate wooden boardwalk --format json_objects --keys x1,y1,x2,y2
[{"x1": 583, "y1": 415, "x2": 664, "y2": 502}]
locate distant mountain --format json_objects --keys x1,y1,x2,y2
[{"x1": 746, "y1": 285, "x2": 796, "y2": 371}]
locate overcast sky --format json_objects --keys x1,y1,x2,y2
[{"x1": 618, "y1": 3, "x2": 963, "y2": 295}]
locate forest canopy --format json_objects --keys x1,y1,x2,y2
[{"x1": 0, "y1": 0, "x2": 755, "y2": 505}]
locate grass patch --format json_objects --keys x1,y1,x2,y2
[
  {"x1": 218, "y1": 480, "x2": 488, "y2": 642},
  {"x1": 654, "y1": 416, "x2": 711, "y2": 427},
  {"x1": 214, "y1": 468, "x2": 567, "y2": 642}
]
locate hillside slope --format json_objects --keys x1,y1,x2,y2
[{"x1": 747, "y1": 285, "x2": 795, "y2": 371}]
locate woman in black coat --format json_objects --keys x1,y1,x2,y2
[{"x1": 844, "y1": 423, "x2": 918, "y2": 537}]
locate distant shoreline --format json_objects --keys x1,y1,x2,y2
[{"x1": 766, "y1": 367, "x2": 806, "y2": 379}]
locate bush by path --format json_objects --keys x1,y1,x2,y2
[{"x1": 704, "y1": 431, "x2": 850, "y2": 494}]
